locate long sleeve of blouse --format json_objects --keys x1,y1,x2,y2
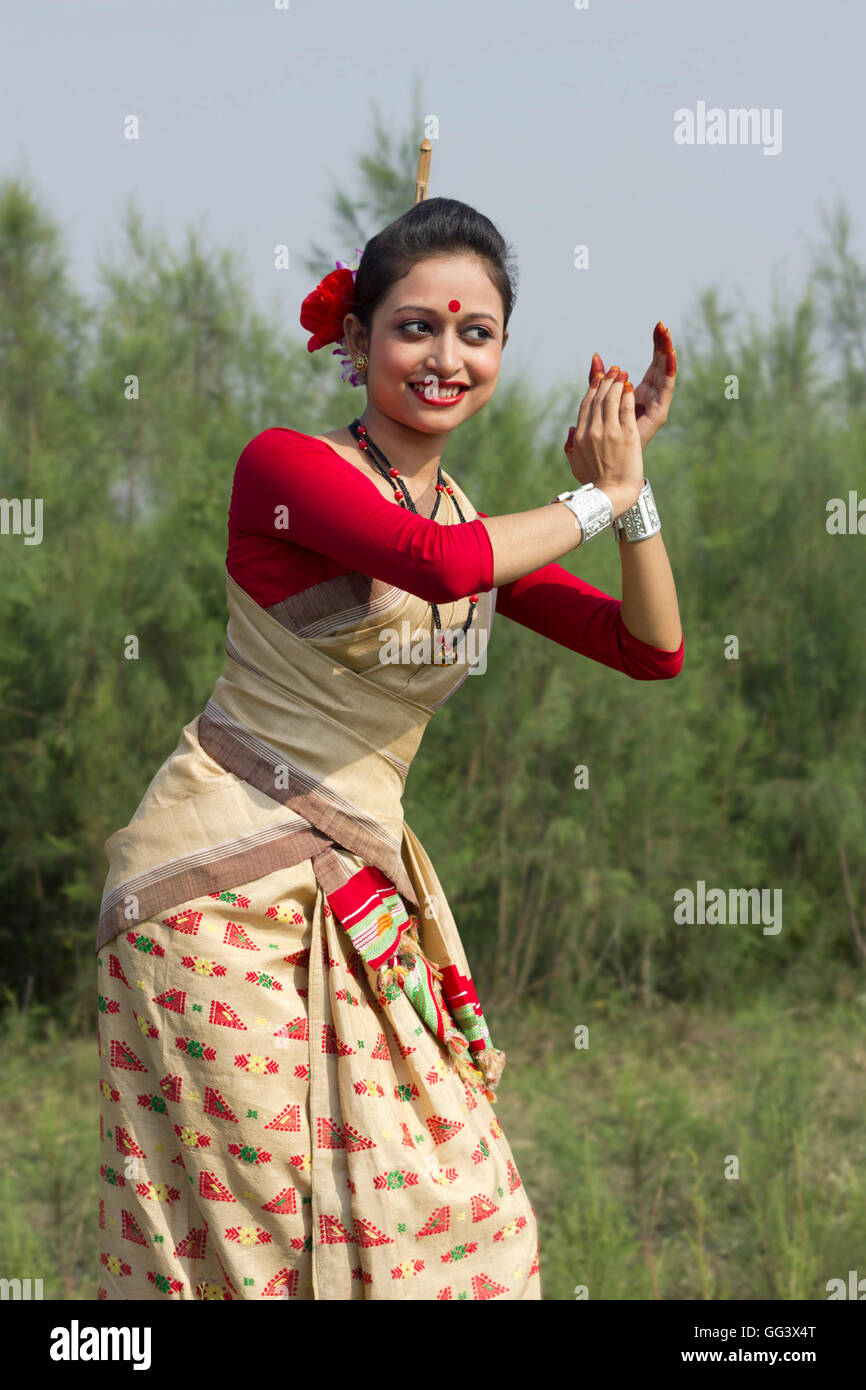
[{"x1": 226, "y1": 428, "x2": 683, "y2": 680}]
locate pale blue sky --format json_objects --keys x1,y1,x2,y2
[{"x1": 2, "y1": 0, "x2": 862, "y2": 398}]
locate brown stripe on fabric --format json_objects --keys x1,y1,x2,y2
[
  {"x1": 100, "y1": 817, "x2": 321, "y2": 916},
  {"x1": 264, "y1": 572, "x2": 407, "y2": 640},
  {"x1": 196, "y1": 706, "x2": 419, "y2": 911},
  {"x1": 214, "y1": 651, "x2": 411, "y2": 781},
  {"x1": 96, "y1": 821, "x2": 334, "y2": 954},
  {"x1": 197, "y1": 703, "x2": 403, "y2": 851},
  {"x1": 224, "y1": 631, "x2": 267, "y2": 683},
  {"x1": 308, "y1": 844, "x2": 357, "y2": 899}
]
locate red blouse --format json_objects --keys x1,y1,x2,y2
[{"x1": 226, "y1": 428, "x2": 684, "y2": 680}]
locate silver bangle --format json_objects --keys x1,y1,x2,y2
[
  {"x1": 612, "y1": 477, "x2": 661, "y2": 543},
  {"x1": 552, "y1": 483, "x2": 615, "y2": 547}
]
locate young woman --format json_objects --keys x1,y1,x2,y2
[{"x1": 95, "y1": 198, "x2": 683, "y2": 1302}]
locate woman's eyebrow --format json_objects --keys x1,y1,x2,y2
[{"x1": 391, "y1": 304, "x2": 500, "y2": 323}]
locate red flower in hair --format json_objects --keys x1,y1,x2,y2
[{"x1": 300, "y1": 267, "x2": 356, "y2": 353}]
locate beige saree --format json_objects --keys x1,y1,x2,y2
[{"x1": 95, "y1": 470, "x2": 541, "y2": 1300}]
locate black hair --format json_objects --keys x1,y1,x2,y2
[{"x1": 351, "y1": 197, "x2": 518, "y2": 339}]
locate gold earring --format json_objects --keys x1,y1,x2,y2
[{"x1": 353, "y1": 352, "x2": 368, "y2": 372}]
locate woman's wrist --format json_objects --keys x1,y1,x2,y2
[{"x1": 594, "y1": 480, "x2": 643, "y2": 521}]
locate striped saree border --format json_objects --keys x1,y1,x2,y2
[
  {"x1": 96, "y1": 819, "x2": 332, "y2": 953},
  {"x1": 196, "y1": 700, "x2": 409, "y2": 866},
  {"x1": 221, "y1": 639, "x2": 409, "y2": 781},
  {"x1": 264, "y1": 572, "x2": 409, "y2": 642}
]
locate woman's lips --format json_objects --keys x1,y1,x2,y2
[{"x1": 408, "y1": 382, "x2": 470, "y2": 406}]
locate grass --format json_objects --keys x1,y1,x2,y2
[
  {"x1": 1, "y1": 983, "x2": 863, "y2": 1300},
  {"x1": 486, "y1": 988, "x2": 866, "y2": 1300}
]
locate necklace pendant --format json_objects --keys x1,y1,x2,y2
[{"x1": 432, "y1": 643, "x2": 459, "y2": 665}]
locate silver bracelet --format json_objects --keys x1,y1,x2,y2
[
  {"x1": 612, "y1": 477, "x2": 661, "y2": 543},
  {"x1": 551, "y1": 483, "x2": 615, "y2": 547}
]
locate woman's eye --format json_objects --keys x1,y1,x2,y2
[{"x1": 399, "y1": 320, "x2": 491, "y2": 341}]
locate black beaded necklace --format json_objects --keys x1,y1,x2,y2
[{"x1": 347, "y1": 417, "x2": 478, "y2": 665}]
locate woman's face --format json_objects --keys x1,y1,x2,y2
[{"x1": 346, "y1": 254, "x2": 508, "y2": 434}]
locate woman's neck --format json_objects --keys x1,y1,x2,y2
[{"x1": 354, "y1": 403, "x2": 449, "y2": 486}]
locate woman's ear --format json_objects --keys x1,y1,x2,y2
[{"x1": 342, "y1": 312, "x2": 367, "y2": 359}]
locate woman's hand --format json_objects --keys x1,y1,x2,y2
[
  {"x1": 563, "y1": 363, "x2": 645, "y2": 516},
  {"x1": 586, "y1": 322, "x2": 677, "y2": 451}
]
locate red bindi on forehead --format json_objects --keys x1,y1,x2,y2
[{"x1": 448, "y1": 299, "x2": 461, "y2": 312}]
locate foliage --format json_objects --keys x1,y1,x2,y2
[{"x1": 1, "y1": 115, "x2": 864, "y2": 1023}]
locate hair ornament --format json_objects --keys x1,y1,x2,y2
[{"x1": 299, "y1": 140, "x2": 433, "y2": 387}]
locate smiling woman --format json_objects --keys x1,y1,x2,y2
[{"x1": 95, "y1": 196, "x2": 682, "y2": 1304}]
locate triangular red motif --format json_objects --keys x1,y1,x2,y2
[
  {"x1": 174, "y1": 1226, "x2": 208, "y2": 1259},
  {"x1": 264, "y1": 1102, "x2": 300, "y2": 1132},
  {"x1": 262, "y1": 1187, "x2": 298, "y2": 1216},
  {"x1": 209, "y1": 1000, "x2": 247, "y2": 1030},
  {"x1": 319, "y1": 1213, "x2": 354, "y2": 1245},
  {"x1": 344, "y1": 1124, "x2": 375, "y2": 1152},
  {"x1": 153, "y1": 988, "x2": 186, "y2": 1014},
  {"x1": 472, "y1": 1271, "x2": 509, "y2": 1300},
  {"x1": 203, "y1": 1087, "x2": 239, "y2": 1123},
  {"x1": 224, "y1": 921, "x2": 259, "y2": 950},
  {"x1": 470, "y1": 1193, "x2": 499, "y2": 1222},
  {"x1": 426, "y1": 1114, "x2": 465, "y2": 1147},
  {"x1": 416, "y1": 1205, "x2": 451, "y2": 1238},
  {"x1": 352, "y1": 1217, "x2": 393, "y2": 1248},
  {"x1": 199, "y1": 1171, "x2": 236, "y2": 1203},
  {"x1": 121, "y1": 1210, "x2": 148, "y2": 1247}
]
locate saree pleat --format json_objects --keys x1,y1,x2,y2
[{"x1": 96, "y1": 471, "x2": 542, "y2": 1300}]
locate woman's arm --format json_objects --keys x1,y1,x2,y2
[
  {"x1": 476, "y1": 513, "x2": 683, "y2": 680},
  {"x1": 231, "y1": 429, "x2": 635, "y2": 604},
  {"x1": 616, "y1": 527, "x2": 682, "y2": 652}
]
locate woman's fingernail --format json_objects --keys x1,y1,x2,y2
[
  {"x1": 623, "y1": 382, "x2": 635, "y2": 394},
  {"x1": 616, "y1": 370, "x2": 628, "y2": 382},
  {"x1": 590, "y1": 373, "x2": 603, "y2": 387},
  {"x1": 606, "y1": 364, "x2": 619, "y2": 377}
]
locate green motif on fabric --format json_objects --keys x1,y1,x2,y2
[
  {"x1": 186, "y1": 1040, "x2": 204, "y2": 1058},
  {"x1": 134, "y1": 936, "x2": 155, "y2": 953},
  {"x1": 148, "y1": 1097, "x2": 167, "y2": 1114},
  {"x1": 386, "y1": 1170, "x2": 406, "y2": 1189}
]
